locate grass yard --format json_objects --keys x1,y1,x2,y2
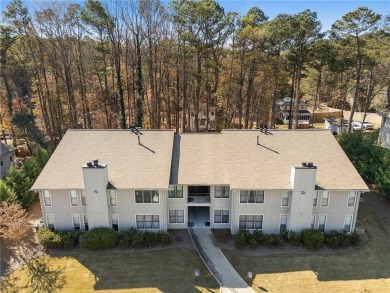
[
  {"x1": 1, "y1": 248, "x2": 219, "y2": 293},
  {"x1": 224, "y1": 196, "x2": 390, "y2": 293}
]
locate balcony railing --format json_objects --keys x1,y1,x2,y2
[{"x1": 188, "y1": 193, "x2": 210, "y2": 203}]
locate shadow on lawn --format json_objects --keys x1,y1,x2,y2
[
  {"x1": 226, "y1": 193, "x2": 390, "y2": 284},
  {"x1": 72, "y1": 248, "x2": 218, "y2": 292}
]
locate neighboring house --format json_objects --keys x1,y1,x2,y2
[
  {"x1": 324, "y1": 118, "x2": 351, "y2": 135},
  {"x1": 0, "y1": 142, "x2": 14, "y2": 178},
  {"x1": 378, "y1": 111, "x2": 390, "y2": 149},
  {"x1": 275, "y1": 97, "x2": 312, "y2": 128},
  {"x1": 31, "y1": 129, "x2": 368, "y2": 234},
  {"x1": 189, "y1": 108, "x2": 216, "y2": 132}
]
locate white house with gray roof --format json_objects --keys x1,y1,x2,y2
[{"x1": 32, "y1": 129, "x2": 368, "y2": 234}]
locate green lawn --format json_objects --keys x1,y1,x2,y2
[
  {"x1": 2, "y1": 194, "x2": 389, "y2": 293},
  {"x1": 1, "y1": 248, "x2": 219, "y2": 293},
  {"x1": 224, "y1": 199, "x2": 390, "y2": 292}
]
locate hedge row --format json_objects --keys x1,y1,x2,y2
[
  {"x1": 234, "y1": 229, "x2": 360, "y2": 250},
  {"x1": 37, "y1": 226, "x2": 171, "y2": 250},
  {"x1": 338, "y1": 133, "x2": 390, "y2": 199}
]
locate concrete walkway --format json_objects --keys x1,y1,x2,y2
[{"x1": 191, "y1": 228, "x2": 255, "y2": 293}]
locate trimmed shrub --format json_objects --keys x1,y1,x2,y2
[
  {"x1": 235, "y1": 229, "x2": 251, "y2": 249},
  {"x1": 253, "y1": 230, "x2": 265, "y2": 245},
  {"x1": 248, "y1": 237, "x2": 258, "y2": 249},
  {"x1": 288, "y1": 231, "x2": 302, "y2": 246},
  {"x1": 38, "y1": 227, "x2": 61, "y2": 249},
  {"x1": 79, "y1": 227, "x2": 118, "y2": 250},
  {"x1": 280, "y1": 230, "x2": 289, "y2": 242},
  {"x1": 131, "y1": 231, "x2": 145, "y2": 248},
  {"x1": 350, "y1": 232, "x2": 361, "y2": 246},
  {"x1": 58, "y1": 231, "x2": 75, "y2": 249},
  {"x1": 325, "y1": 230, "x2": 344, "y2": 249},
  {"x1": 263, "y1": 234, "x2": 273, "y2": 247},
  {"x1": 271, "y1": 234, "x2": 284, "y2": 247},
  {"x1": 302, "y1": 229, "x2": 324, "y2": 250}
]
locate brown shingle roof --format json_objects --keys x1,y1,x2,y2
[
  {"x1": 32, "y1": 129, "x2": 174, "y2": 190},
  {"x1": 32, "y1": 129, "x2": 368, "y2": 191}
]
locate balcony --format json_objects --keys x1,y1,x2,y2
[{"x1": 188, "y1": 193, "x2": 210, "y2": 204}]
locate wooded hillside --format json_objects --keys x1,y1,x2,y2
[{"x1": 1, "y1": 0, "x2": 389, "y2": 149}]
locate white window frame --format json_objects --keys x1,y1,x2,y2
[
  {"x1": 280, "y1": 214, "x2": 288, "y2": 232},
  {"x1": 111, "y1": 214, "x2": 119, "y2": 231},
  {"x1": 344, "y1": 214, "x2": 353, "y2": 233},
  {"x1": 70, "y1": 190, "x2": 79, "y2": 207},
  {"x1": 239, "y1": 214, "x2": 263, "y2": 230},
  {"x1": 43, "y1": 190, "x2": 52, "y2": 207},
  {"x1": 168, "y1": 185, "x2": 183, "y2": 198},
  {"x1": 347, "y1": 192, "x2": 356, "y2": 208},
  {"x1": 169, "y1": 209, "x2": 184, "y2": 224},
  {"x1": 318, "y1": 214, "x2": 327, "y2": 232},
  {"x1": 108, "y1": 190, "x2": 118, "y2": 207},
  {"x1": 321, "y1": 191, "x2": 329, "y2": 207},
  {"x1": 46, "y1": 214, "x2": 55, "y2": 230},
  {"x1": 136, "y1": 214, "x2": 160, "y2": 230},
  {"x1": 240, "y1": 190, "x2": 265, "y2": 204},
  {"x1": 311, "y1": 214, "x2": 316, "y2": 229},
  {"x1": 281, "y1": 191, "x2": 290, "y2": 207},
  {"x1": 82, "y1": 214, "x2": 89, "y2": 231},
  {"x1": 215, "y1": 186, "x2": 230, "y2": 198},
  {"x1": 313, "y1": 192, "x2": 318, "y2": 207},
  {"x1": 135, "y1": 190, "x2": 160, "y2": 203},
  {"x1": 214, "y1": 209, "x2": 230, "y2": 224},
  {"x1": 81, "y1": 190, "x2": 87, "y2": 206},
  {"x1": 72, "y1": 214, "x2": 81, "y2": 230}
]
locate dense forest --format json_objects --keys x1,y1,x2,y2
[{"x1": 0, "y1": 0, "x2": 389, "y2": 149}]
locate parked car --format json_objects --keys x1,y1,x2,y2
[
  {"x1": 361, "y1": 121, "x2": 374, "y2": 130},
  {"x1": 352, "y1": 121, "x2": 363, "y2": 131}
]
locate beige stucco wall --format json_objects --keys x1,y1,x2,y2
[
  {"x1": 313, "y1": 190, "x2": 359, "y2": 232},
  {"x1": 40, "y1": 190, "x2": 87, "y2": 230},
  {"x1": 39, "y1": 187, "x2": 360, "y2": 234}
]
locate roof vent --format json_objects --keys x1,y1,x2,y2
[
  {"x1": 307, "y1": 162, "x2": 314, "y2": 167},
  {"x1": 302, "y1": 162, "x2": 307, "y2": 167},
  {"x1": 93, "y1": 159, "x2": 99, "y2": 167},
  {"x1": 86, "y1": 162, "x2": 93, "y2": 168}
]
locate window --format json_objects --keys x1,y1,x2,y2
[
  {"x1": 311, "y1": 214, "x2": 316, "y2": 229},
  {"x1": 240, "y1": 190, "x2": 264, "y2": 203},
  {"x1": 168, "y1": 185, "x2": 183, "y2": 198},
  {"x1": 46, "y1": 214, "x2": 55, "y2": 230},
  {"x1": 169, "y1": 210, "x2": 184, "y2": 223},
  {"x1": 318, "y1": 214, "x2": 326, "y2": 232},
  {"x1": 280, "y1": 215, "x2": 288, "y2": 232},
  {"x1": 72, "y1": 214, "x2": 81, "y2": 230},
  {"x1": 83, "y1": 214, "x2": 89, "y2": 231},
  {"x1": 135, "y1": 190, "x2": 159, "y2": 203},
  {"x1": 215, "y1": 186, "x2": 229, "y2": 198},
  {"x1": 111, "y1": 214, "x2": 119, "y2": 231},
  {"x1": 313, "y1": 192, "x2": 318, "y2": 206},
  {"x1": 321, "y1": 191, "x2": 329, "y2": 207},
  {"x1": 0, "y1": 161, "x2": 3, "y2": 166},
  {"x1": 136, "y1": 215, "x2": 160, "y2": 230},
  {"x1": 282, "y1": 191, "x2": 290, "y2": 207},
  {"x1": 344, "y1": 215, "x2": 353, "y2": 233},
  {"x1": 348, "y1": 192, "x2": 356, "y2": 207},
  {"x1": 214, "y1": 210, "x2": 229, "y2": 223},
  {"x1": 10, "y1": 156, "x2": 12, "y2": 162},
  {"x1": 239, "y1": 215, "x2": 263, "y2": 230},
  {"x1": 43, "y1": 190, "x2": 52, "y2": 207},
  {"x1": 81, "y1": 191, "x2": 87, "y2": 206},
  {"x1": 70, "y1": 190, "x2": 78, "y2": 206},
  {"x1": 108, "y1": 190, "x2": 117, "y2": 206}
]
